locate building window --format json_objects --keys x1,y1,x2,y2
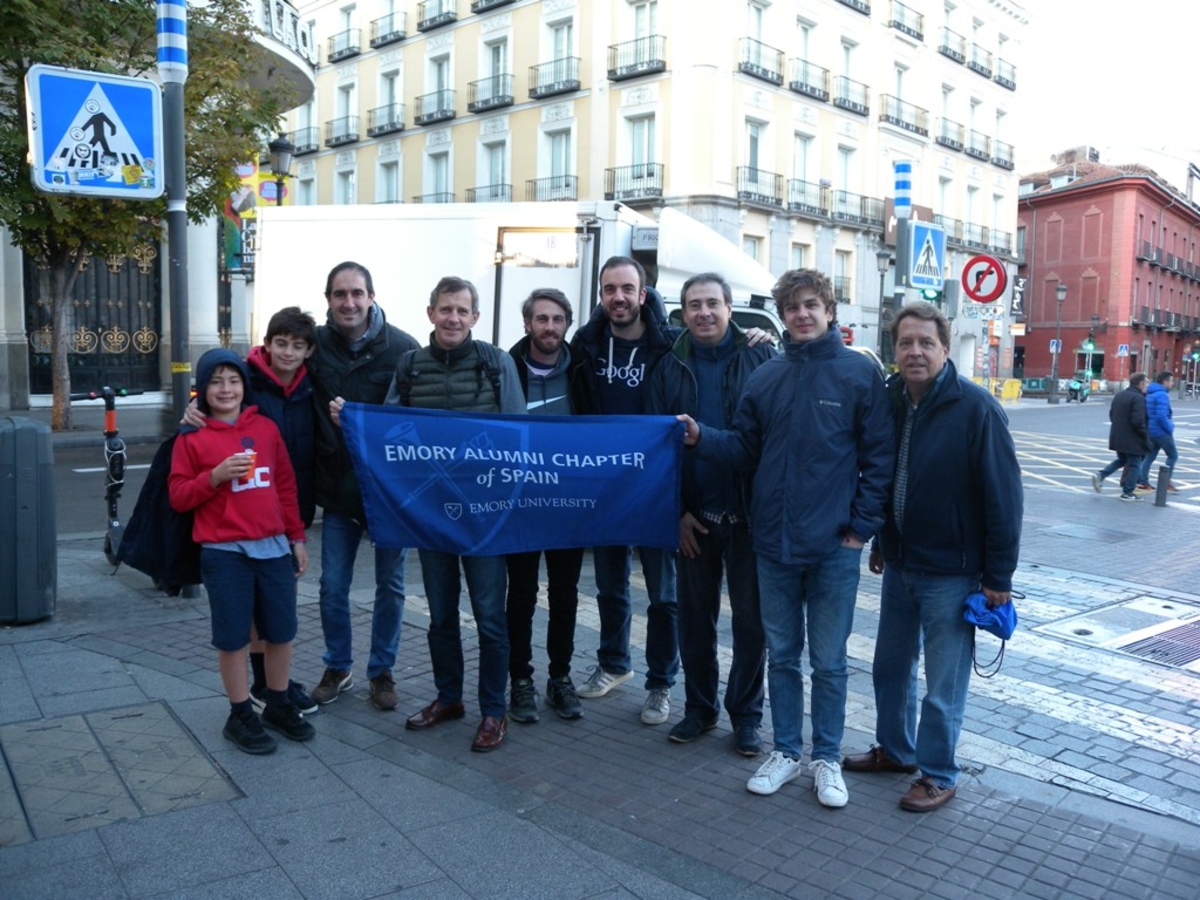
[
  {"x1": 548, "y1": 129, "x2": 573, "y2": 178},
  {"x1": 747, "y1": 121, "x2": 762, "y2": 171},
  {"x1": 747, "y1": 2, "x2": 764, "y2": 40},
  {"x1": 792, "y1": 133, "x2": 811, "y2": 181},
  {"x1": 791, "y1": 243, "x2": 808, "y2": 269},
  {"x1": 427, "y1": 151, "x2": 450, "y2": 196},
  {"x1": 551, "y1": 19, "x2": 574, "y2": 58},
  {"x1": 378, "y1": 160, "x2": 400, "y2": 203},
  {"x1": 632, "y1": 0, "x2": 658, "y2": 37},
  {"x1": 336, "y1": 169, "x2": 356, "y2": 205},
  {"x1": 337, "y1": 84, "x2": 355, "y2": 118},
  {"x1": 742, "y1": 235, "x2": 761, "y2": 262},
  {"x1": 630, "y1": 114, "x2": 656, "y2": 170},
  {"x1": 938, "y1": 177, "x2": 952, "y2": 214},
  {"x1": 297, "y1": 178, "x2": 315, "y2": 206}
]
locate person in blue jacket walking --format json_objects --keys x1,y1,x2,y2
[{"x1": 1138, "y1": 371, "x2": 1179, "y2": 491}]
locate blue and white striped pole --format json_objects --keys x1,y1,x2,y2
[
  {"x1": 894, "y1": 159, "x2": 912, "y2": 220},
  {"x1": 885, "y1": 160, "x2": 913, "y2": 365},
  {"x1": 158, "y1": 0, "x2": 190, "y2": 431}
]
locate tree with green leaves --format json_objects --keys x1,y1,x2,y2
[{"x1": 0, "y1": 0, "x2": 296, "y2": 429}]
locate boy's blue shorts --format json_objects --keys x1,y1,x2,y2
[{"x1": 200, "y1": 548, "x2": 298, "y2": 651}]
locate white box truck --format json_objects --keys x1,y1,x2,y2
[{"x1": 252, "y1": 202, "x2": 780, "y2": 350}]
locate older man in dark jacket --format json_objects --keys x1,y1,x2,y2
[
  {"x1": 1092, "y1": 373, "x2": 1151, "y2": 500},
  {"x1": 843, "y1": 302, "x2": 1022, "y2": 812}
]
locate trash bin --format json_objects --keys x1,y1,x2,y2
[{"x1": 0, "y1": 416, "x2": 56, "y2": 623}]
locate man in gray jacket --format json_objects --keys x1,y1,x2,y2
[{"x1": 505, "y1": 288, "x2": 588, "y2": 723}]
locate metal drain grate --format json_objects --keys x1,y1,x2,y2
[{"x1": 1118, "y1": 621, "x2": 1200, "y2": 666}]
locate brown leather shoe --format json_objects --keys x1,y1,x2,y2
[
  {"x1": 842, "y1": 745, "x2": 918, "y2": 773},
  {"x1": 405, "y1": 699, "x2": 465, "y2": 730},
  {"x1": 471, "y1": 715, "x2": 507, "y2": 752},
  {"x1": 1167, "y1": 483, "x2": 1179, "y2": 493},
  {"x1": 899, "y1": 776, "x2": 956, "y2": 812}
]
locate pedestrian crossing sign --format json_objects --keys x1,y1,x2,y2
[
  {"x1": 25, "y1": 64, "x2": 164, "y2": 200},
  {"x1": 909, "y1": 221, "x2": 946, "y2": 290}
]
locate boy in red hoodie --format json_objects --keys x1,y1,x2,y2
[{"x1": 170, "y1": 348, "x2": 313, "y2": 754}]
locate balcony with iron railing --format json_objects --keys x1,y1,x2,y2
[
  {"x1": 736, "y1": 167, "x2": 783, "y2": 206},
  {"x1": 991, "y1": 140, "x2": 1015, "y2": 170},
  {"x1": 526, "y1": 175, "x2": 578, "y2": 201},
  {"x1": 291, "y1": 127, "x2": 319, "y2": 155},
  {"x1": 936, "y1": 118, "x2": 964, "y2": 151},
  {"x1": 991, "y1": 229, "x2": 1012, "y2": 254},
  {"x1": 417, "y1": 0, "x2": 457, "y2": 32},
  {"x1": 835, "y1": 0, "x2": 870, "y2": 15},
  {"x1": 367, "y1": 104, "x2": 404, "y2": 137},
  {"x1": 934, "y1": 214, "x2": 963, "y2": 241},
  {"x1": 788, "y1": 58, "x2": 829, "y2": 101},
  {"x1": 414, "y1": 89, "x2": 456, "y2": 125},
  {"x1": 604, "y1": 163, "x2": 664, "y2": 201},
  {"x1": 327, "y1": 28, "x2": 361, "y2": 63},
  {"x1": 607, "y1": 36, "x2": 667, "y2": 81},
  {"x1": 968, "y1": 43, "x2": 993, "y2": 77},
  {"x1": 369, "y1": 12, "x2": 405, "y2": 47},
  {"x1": 529, "y1": 57, "x2": 581, "y2": 99},
  {"x1": 833, "y1": 276, "x2": 853, "y2": 303},
  {"x1": 468, "y1": 74, "x2": 514, "y2": 112},
  {"x1": 738, "y1": 38, "x2": 784, "y2": 85},
  {"x1": 466, "y1": 183, "x2": 511, "y2": 203},
  {"x1": 787, "y1": 179, "x2": 825, "y2": 216},
  {"x1": 324, "y1": 116, "x2": 360, "y2": 147},
  {"x1": 938, "y1": 27, "x2": 965, "y2": 63},
  {"x1": 831, "y1": 191, "x2": 883, "y2": 226},
  {"x1": 965, "y1": 129, "x2": 991, "y2": 161},
  {"x1": 879, "y1": 95, "x2": 929, "y2": 136},
  {"x1": 963, "y1": 222, "x2": 988, "y2": 249},
  {"x1": 412, "y1": 192, "x2": 456, "y2": 204},
  {"x1": 471, "y1": 0, "x2": 514, "y2": 11},
  {"x1": 888, "y1": 1, "x2": 923, "y2": 40},
  {"x1": 833, "y1": 76, "x2": 869, "y2": 116},
  {"x1": 994, "y1": 58, "x2": 1016, "y2": 90}
]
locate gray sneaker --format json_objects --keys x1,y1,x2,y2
[
  {"x1": 577, "y1": 666, "x2": 633, "y2": 699},
  {"x1": 311, "y1": 668, "x2": 352, "y2": 705},
  {"x1": 509, "y1": 677, "x2": 540, "y2": 723},
  {"x1": 545, "y1": 676, "x2": 583, "y2": 720},
  {"x1": 641, "y1": 688, "x2": 671, "y2": 725},
  {"x1": 1091, "y1": 473, "x2": 1103, "y2": 493}
]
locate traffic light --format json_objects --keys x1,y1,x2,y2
[
  {"x1": 1192, "y1": 349, "x2": 1200, "y2": 362},
  {"x1": 920, "y1": 287, "x2": 943, "y2": 303},
  {"x1": 1083, "y1": 331, "x2": 1095, "y2": 352}
]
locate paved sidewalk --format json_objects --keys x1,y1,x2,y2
[{"x1": 2, "y1": 407, "x2": 1200, "y2": 898}]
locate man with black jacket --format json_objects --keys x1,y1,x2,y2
[
  {"x1": 843, "y1": 302, "x2": 1022, "y2": 812},
  {"x1": 569, "y1": 256, "x2": 681, "y2": 726},
  {"x1": 307, "y1": 261, "x2": 419, "y2": 711},
  {"x1": 648, "y1": 273, "x2": 774, "y2": 756},
  {"x1": 1093, "y1": 373, "x2": 1152, "y2": 500},
  {"x1": 505, "y1": 288, "x2": 588, "y2": 723}
]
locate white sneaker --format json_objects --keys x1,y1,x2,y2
[
  {"x1": 576, "y1": 666, "x2": 633, "y2": 699},
  {"x1": 810, "y1": 759, "x2": 849, "y2": 808},
  {"x1": 640, "y1": 688, "x2": 670, "y2": 725},
  {"x1": 746, "y1": 751, "x2": 802, "y2": 796}
]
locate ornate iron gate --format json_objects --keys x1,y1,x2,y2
[{"x1": 24, "y1": 244, "x2": 162, "y2": 394}]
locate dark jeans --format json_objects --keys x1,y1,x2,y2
[
  {"x1": 592, "y1": 544, "x2": 679, "y2": 689},
  {"x1": 506, "y1": 548, "x2": 584, "y2": 681},
  {"x1": 676, "y1": 520, "x2": 765, "y2": 726},
  {"x1": 418, "y1": 550, "x2": 509, "y2": 718},
  {"x1": 1100, "y1": 452, "x2": 1144, "y2": 494}
]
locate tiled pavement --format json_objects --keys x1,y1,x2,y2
[{"x1": 3, "y1": 406, "x2": 1200, "y2": 898}]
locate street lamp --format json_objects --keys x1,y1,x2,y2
[
  {"x1": 268, "y1": 132, "x2": 295, "y2": 207},
  {"x1": 1048, "y1": 281, "x2": 1066, "y2": 404},
  {"x1": 876, "y1": 249, "x2": 892, "y2": 362}
]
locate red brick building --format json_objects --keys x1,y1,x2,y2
[{"x1": 1016, "y1": 154, "x2": 1200, "y2": 387}]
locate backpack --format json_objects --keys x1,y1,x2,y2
[
  {"x1": 115, "y1": 433, "x2": 201, "y2": 596},
  {"x1": 392, "y1": 341, "x2": 503, "y2": 407}
]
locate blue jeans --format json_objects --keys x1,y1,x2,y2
[
  {"x1": 676, "y1": 521, "x2": 764, "y2": 725},
  {"x1": 592, "y1": 545, "x2": 678, "y2": 689},
  {"x1": 318, "y1": 510, "x2": 407, "y2": 679},
  {"x1": 872, "y1": 567, "x2": 978, "y2": 789},
  {"x1": 419, "y1": 550, "x2": 510, "y2": 718},
  {"x1": 1099, "y1": 453, "x2": 1144, "y2": 494},
  {"x1": 757, "y1": 546, "x2": 861, "y2": 762},
  {"x1": 1140, "y1": 433, "x2": 1178, "y2": 484}
]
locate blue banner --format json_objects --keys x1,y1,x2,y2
[{"x1": 340, "y1": 403, "x2": 683, "y2": 555}]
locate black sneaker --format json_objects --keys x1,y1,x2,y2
[
  {"x1": 262, "y1": 701, "x2": 316, "y2": 742},
  {"x1": 250, "y1": 680, "x2": 318, "y2": 716},
  {"x1": 223, "y1": 708, "x2": 276, "y2": 755},
  {"x1": 734, "y1": 723, "x2": 764, "y2": 757},
  {"x1": 545, "y1": 675, "x2": 583, "y2": 720},
  {"x1": 509, "y1": 677, "x2": 540, "y2": 723},
  {"x1": 668, "y1": 714, "x2": 718, "y2": 744}
]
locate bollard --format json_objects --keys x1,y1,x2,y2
[
  {"x1": 0, "y1": 417, "x2": 56, "y2": 623},
  {"x1": 1153, "y1": 465, "x2": 1170, "y2": 507}
]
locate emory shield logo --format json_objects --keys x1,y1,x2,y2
[{"x1": 444, "y1": 503, "x2": 463, "y2": 521}]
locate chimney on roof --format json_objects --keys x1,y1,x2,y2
[{"x1": 1054, "y1": 146, "x2": 1100, "y2": 165}]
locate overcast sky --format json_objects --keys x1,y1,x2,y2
[{"x1": 1014, "y1": 0, "x2": 1198, "y2": 184}]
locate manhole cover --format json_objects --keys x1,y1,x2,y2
[
  {"x1": 1037, "y1": 596, "x2": 1200, "y2": 671},
  {"x1": 1118, "y1": 621, "x2": 1200, "y2": 666}
]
